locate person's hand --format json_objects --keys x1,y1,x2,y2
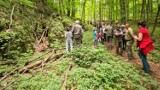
[
  {"x1": 134, "y1": 35, "x2": 137, "y2": 40},
  {"x1": 115, "y1": 33, "x2": 118, "y2": 36}
]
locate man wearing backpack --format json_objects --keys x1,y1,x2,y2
[
  {"x1": 72, "y1": 20, "x2": 83, "y2": 47},
  {"x1": 125, "y1": 24, "x2": 134, "y2": 60}
]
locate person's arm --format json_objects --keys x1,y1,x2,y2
[
  {"x1": 65, "y1": 32, "x2": 66, "y2": 38},
  {"x1": 71, "y1": 26, "x2": 74, "y2": 33},
  {"x1": 118, "y1": 30, "x2": 123, "y2": 35},
  {"x1": 134, "y1": 33, "x2": 143, "y2": 41},
  {"x1": 129, "y1": 29, "x2": 135, "y2": 38}
]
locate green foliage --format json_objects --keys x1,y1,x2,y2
[
  {"x1": 66, "y1": 47, "x2": 107, "y2": 68},
  {"x1": 13, "y1": 72, "x2": 61, "y2": 90},
  {"x1": 82, "y1": 23, "x2": 93, "y2": 31},
  {"x1": 62, "y1": 16, "x2": 75, "y2": 27},
  {"x1": 10, "y1": 0, "x2": 35, "y2": 8},
  {"x1": 65, "y1": 46, "x2": 159, "y2": 90}
]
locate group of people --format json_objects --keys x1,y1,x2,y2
[
  {"x1": 65, "y1": 20, "x2": 83, "y2": 52},
  {"x1": 93, "y1": 21, "x2": 134, "y2": 60},
  {"x1": 92, "y1": 21, "x2": 154, "y2": 74},
  {"x1": 65, "y1": 20, "x2": 154, "y2": 74}
]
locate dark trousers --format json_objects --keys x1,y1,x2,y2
[
  {"x1": 122, "y1": 36, "x2": 126, "y2": 50},
  {"x1": 138, "y1": 50, "x2": 150, "y2": 74},
  {"x1": 116, "y1": 42, "x2": 123, "y2": 55},
  {"x1": 103, "y1": 33, "x2": 106, "y2": 42},
  {"x1": 107, "y1": 36, "x2": 112, "y2": 49}
]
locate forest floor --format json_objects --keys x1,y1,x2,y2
[
  {"x1": 105, "y1": 44, "x2": 160, "y2": 82},
  {"x1": 1, "y1": 31, "x2": 160, "y2": 90}
]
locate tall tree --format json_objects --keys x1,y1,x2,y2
[
  {"x1": 67, "y1": 0, "x2": 71, "y2": 16},
  {"x1": 141, "y1": 0, "x2": 146, "y2": 20},
  {"x1": 99, "y1": 0, "x2": 102, "y2": 22},
  {"x1": 81, "y1": 0, "x2": 87, "y2": 22},
  {"x1": 71, "y1": 0, "x2": 75, "y2": 17},
  {"x1": 120, "y1": 0, "x2": 127, "y2": 24}
]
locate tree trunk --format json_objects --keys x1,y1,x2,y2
[
  {"x1": 133, "y1": 0, "x2": 135, "y2": 20},
  {"x1": 93, "y1": 0, "x2": 96, "y2": 22},
  {"x1": 116, "y1": 0, "x2": 118, "y2": 20},
  {"x1": 67, "y1": 0, "x2": 71, "y2": 16},
  {"x1": 71, "y1": 0, "x2": 75, "y2": 17},
  {"x1": 151, "y1": 4, "x2": 160, "y2": 36},
  {"x1": 59, "y1": 0, "x2": 62, "y2": 16},
  {"x1": 99, "y1": 0, "x2": 102, "y2": 22},
  {"x1": 141, "y1": 0, "x2": 146, "y2": 20},
  {"x1": 120, "y1": 0, "x2": 127, "y2": 24},
  {"x1": 126, "y1": 0, "x2": 129, "y2": 21},
  {"x1": 81, "y1": 0, "x2": 87, "y2": 22}
]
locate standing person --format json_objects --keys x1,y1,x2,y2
[
  {"x1": 72, "y1": 20, "x2": 83, "y2": 47},
  {"x1": 113, "y1": 20, "x2": 119, "y2": 45},
  {"x1": 102, "y1": 23, "x2": 107, "y2": 42},
  {"x1": 125, "y1": 24, "x2": 134, "y2": 60},
  {"x1": 114, "y1": 25, "x2": 123, "y2": 55},
  {"x1": 97, "y1": 32, "x2": 101, "y2": 44},
  {"x1": 106, "y1": 22, "x2": 113, "y2": 49},
  {"x1": 93, "y1": 27, "x2": 98, "y2": 48},
  {"x1": 121, "y1": 25, "x2": 126, "y2": 50},
  {"x1": 134, "y1": 21, "x2": 154, "y2": 74},
  {"x1": 100, "y1": 25, "x2": 104, "y2": 44},
  {"x1": 65, "y1": 26, "x2": 73, "y2": 52}
]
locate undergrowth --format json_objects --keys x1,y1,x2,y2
[{"x1": 8, "y1": 45, "x2": 159, "y2": 90}]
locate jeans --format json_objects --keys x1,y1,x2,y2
[
  {"x1": 138, "y1": 50, "x2": 150, "y2": 73},
  {"x1": 66, "y1": 39, "x2": 73, "y2": 52}
]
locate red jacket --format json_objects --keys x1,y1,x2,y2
[
  {"x1": 137, "y1": 27, "x2": 154, "y2": 55},
  {"x1": 97, "y1": 33, "x2": 101, "y2": 39}
]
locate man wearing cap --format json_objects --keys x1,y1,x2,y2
[
  {"x1": 114, "y1": 24, "x2": 123, "y2": 55},
  {"x1": 72, "y1": 20, "x2": 83, "y2": 47},
  {"x1": 125, "y1": 24, "x2": 134, "y2": 60}
]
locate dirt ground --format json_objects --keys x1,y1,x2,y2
[{"x1": 104, "y1": 43, "x2": 160, "y2": 82}]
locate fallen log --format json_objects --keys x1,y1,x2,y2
[
  {"x1": 25, "y1": 49, "x2": 53, "y2": 66},
  {"x1": 19, "y1": 53, "x2": 63, "y2": 73}
]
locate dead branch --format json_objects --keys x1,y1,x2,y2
[
  {"x1": 25, "y1": 49, "x2": 53, "y2": 65},
  {"x1": 38, "y1": 14, "x2": 54, "y2": 44},
  {"x1": 9, "y1": 4, "x2": 16, "y2": 29},
  {"x1": 19, "y1": 53, "x2": 63, "y2": 73},
  {"x1": 0, "y1": 69, "x2": 27, "y2": 90},
  {"x1": 0, "y1": 66, "x2": 18, "y2": 82},
  {"x1": 61, "y1": 65, "x2": 72, "y2": 90}
]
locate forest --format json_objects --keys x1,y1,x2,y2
[{"x1": 0, "y1": 0, "x2": 160, "y2": 90}]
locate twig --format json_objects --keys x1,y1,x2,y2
[
  {"x1": 9, "y1": 4, "x2": 16, "y2": 29},
  {"x1": 38, "y1": 14, "x2": 54, "y2": 44},
  {"x1": 0, "y1": 66, "x2": 18, "y2": 82},
  {"x1": 0, "y1": 69, "x2": 27, "y2": 90},
  {"x1": 61, "y1": 65, "x2": 72, "y2": 90},
  {"x1": 25, "y1": 49, "x2": 53, "y2": 65}
]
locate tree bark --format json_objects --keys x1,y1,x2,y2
[
  {"x1": 67, "y1": 0, "x2": 71, "y2": 16},
  {"x1": 151, "y1": 4, "x2": 160, "y2": 36},
  {"x1": 141, "y1": 0, "x2": 146, "y2": 20},
  {"x1": 120, "y1": 0, "x2": 127, "y2": 24},
  {"x1": 99, "y1": 0, "x2": 102, "y2": 22},
  {"x1": 71, "y1": 0, "x2": 75, "y2": 17},
  {"x1": 81, "y1": 0, "x2": 87, "y2": 22}
]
